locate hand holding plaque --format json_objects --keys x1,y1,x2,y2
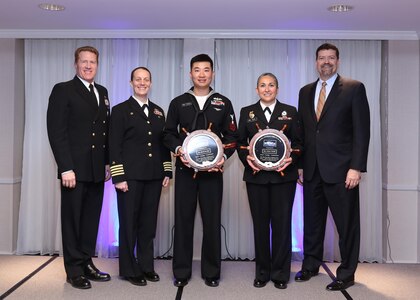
[
  {"x1": 180, "y1": 123, "x2": 224, "y2": 175},
  {"x1": 242, "y1": 123, "x2": 299, "y2": 175}
]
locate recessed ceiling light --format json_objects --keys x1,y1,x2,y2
[
  {"x1": 328, "y1": 4, "x2": 353, "y2": 12},
  {"x1": 38, "y1": 3, "x2": 65, "y2": 11}
]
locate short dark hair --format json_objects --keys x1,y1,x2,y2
[
  {"x1": 257, "y1": 72, "x2": 278, "y2": 88},
  {"x1": 130, "y1": 66, "x2": 152, "y2": 81},
  {"x1": 316, "y1": 43, "x2": 340, "y2": 60},
  {"x1": 74, "y1": 46, "x2": 99, "y2": 64},
  {"x1": 190, "y1": 54, "x2": 213, "y2": 70}
]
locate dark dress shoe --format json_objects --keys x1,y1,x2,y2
[
  {"x1": 326, "y1": 279, "x2": 355, "y2": 291},
  {"x1": 272, "y1": 280, "x2": 288, "y2": 289},
  {"x1": 84, "y1": 263, "x2": 111, "y2": 282},
  {"x1": 144, "y1": 271, "x2": 160, "y2": 282},
  {"x1": 295, "y1": 270, "x2": 319, "y2": 282},
  {"x1": 173, "y1": 278, "x2": 188, "y2": 287},
  {"x1": 204, "y1": 278, "x2": 219, "y2": 287},
  {"x1": 66, "y1": 275, "x2": 91, "y2": 289},
  {"x1": 126, "y1": 276, "x2": 147, "y2": 286},
  {"x1": 253, "y1": 279, "x2": 267, "y2": 288}
]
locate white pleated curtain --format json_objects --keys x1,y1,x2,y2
[{"x1": 18, "y1": 38, "x2": 382, "y2": 263}]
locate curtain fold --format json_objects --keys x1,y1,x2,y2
[{"x1": 18, "y1": 38, "x2": 382, "y2": 263}]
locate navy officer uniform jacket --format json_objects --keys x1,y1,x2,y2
[
  {"x1": 109, "y1": 97, "x2": 172, "y2": 182},
  {"x1": 47, "y1": 75, "x2": 110, "y2": 182},
  {"x1": 237, "y1": 100, "x2": 302, "y2": 184}
]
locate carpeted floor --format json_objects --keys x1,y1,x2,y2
[{"x1": 0, "y1": 255, "x2": 419, "y2": 299}]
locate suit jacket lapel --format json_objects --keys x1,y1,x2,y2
[
  {"x1": 128, "y1": 97, "x2": 148, "y2": 120},
  {"x1": 254, "y1": 102, "x2": 268, "y2": 129},
  {"x1": 309, "y1": 81, "x2": 318, "y2": 123},
  {"x1": 97, "y1": 88, "x2": 108, "y2": 119},
  {"x1": 319, "y1": 75, "x2": 341, "y2": 121},
  {"x1": 73, "y1": 76, "x2": 99, "y2": 116},
  {"x1": 269, "y1": 100, "x2": 283, "y2": 127}
]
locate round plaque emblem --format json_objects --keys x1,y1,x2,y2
[
  {"x1": 249, "y1": 128, "x2": 291, "y2": 171},
  {"x1": 182, "y1": 129, "x2": 224, "y2": 171}
]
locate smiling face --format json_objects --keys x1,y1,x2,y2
[
  {"x1": 75, "y1": 50, "x2": 98, "y2": 83},
  {"x1": 130, "y1": 68, "x2": 152, "y2": 99},
  {"x1": 190, "y1": 61, "x2": 213, "y2": 91},
  {"x1": 256, "y1": 75, "x2": 278, "y2": 105},
  {"x1": 316, "y1": 49, "x2": 339, "y2": 81}
]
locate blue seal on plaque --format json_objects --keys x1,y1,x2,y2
[
  {"x1": 182, "y1": 129, "x2": 224, "y2": 171},
  {"x1": 249, "y1": 129, "x2": 291, "y2": 171}
]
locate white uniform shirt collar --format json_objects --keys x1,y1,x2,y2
[
  {"x1": 77, "y1": 76, "x2": 95, "y2": 91},
  {"x1": 132, "y1": 95, "x2": 149, "y2": 108}
]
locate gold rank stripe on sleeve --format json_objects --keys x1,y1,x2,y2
[
  {"x1": 163, "y1": 161, "x2": 172, "y2": 172},
  {"x1": 110, "y1": 164, "x2": 125, "y2": 177}
]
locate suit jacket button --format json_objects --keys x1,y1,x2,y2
[
  {"x1": 147, "y1": 121, "x2": 150, "y2": 124},
  {"x1": 92, "y1": 145, "x2": 95, "y2": 149},
  {"x1": 148, "y1": 153, "x2": 152, "y2": 157},
  {"x1": 148, "y1": 131, "x2": 152, "y2": 135},
  {"x1": 92, "y1": 133, "x2": 95, "y2": 136},
  {"x1": 148, "y1": 143, "x2": 152, "y2": 147}
]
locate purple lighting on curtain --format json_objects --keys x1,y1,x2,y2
[
  {"x1": 96, "y1": 182, "x2": 305, "y2": 258},
  {"x1": 96, "y1": 181, "x2": 120, "y2": 257},
  {"x1": 292, "y1": 185, "x2": 304, "y2": 254}
]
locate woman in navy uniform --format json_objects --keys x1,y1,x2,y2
[
  {"x1": 109, "y1": 67, "x2": 172, "y2": 286},
  {"x1": 237, "y1": 73, "x2": 302, "y2": 290}
]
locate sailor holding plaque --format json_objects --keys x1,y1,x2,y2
[
  {"x1": 237, "y1": 73, "x2": 303, "y2": 290},
  {"x1": 163, "y1": 54, "x2": 238, "y2": 288}
]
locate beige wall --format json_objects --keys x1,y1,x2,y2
[
  {"x1": 384, "y1": 40, "x2": 420, "y2": 262},
  {"x1": 0, "y1": 39, "x2": 25, "y2": 254}
]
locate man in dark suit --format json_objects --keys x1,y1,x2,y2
[
  {"x1": 295, "y1": 43, "x2": 370, "y2": 291},
  {"x1": 47, "y1": 46, "x2": 111, "y2": 289}
]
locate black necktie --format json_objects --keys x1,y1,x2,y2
[
  {"x1": 89, "y1": 84, "x2": 98, "y2": 107},
  {"x1": 264, "y1": 107, "x2": 271, "y2": 122},
  {"x1": 264, "y1": 107, "x2": 271, "y2": 114},
  {"x1": 142, "y1": 104, "x2": 149, "y2": 117}
]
